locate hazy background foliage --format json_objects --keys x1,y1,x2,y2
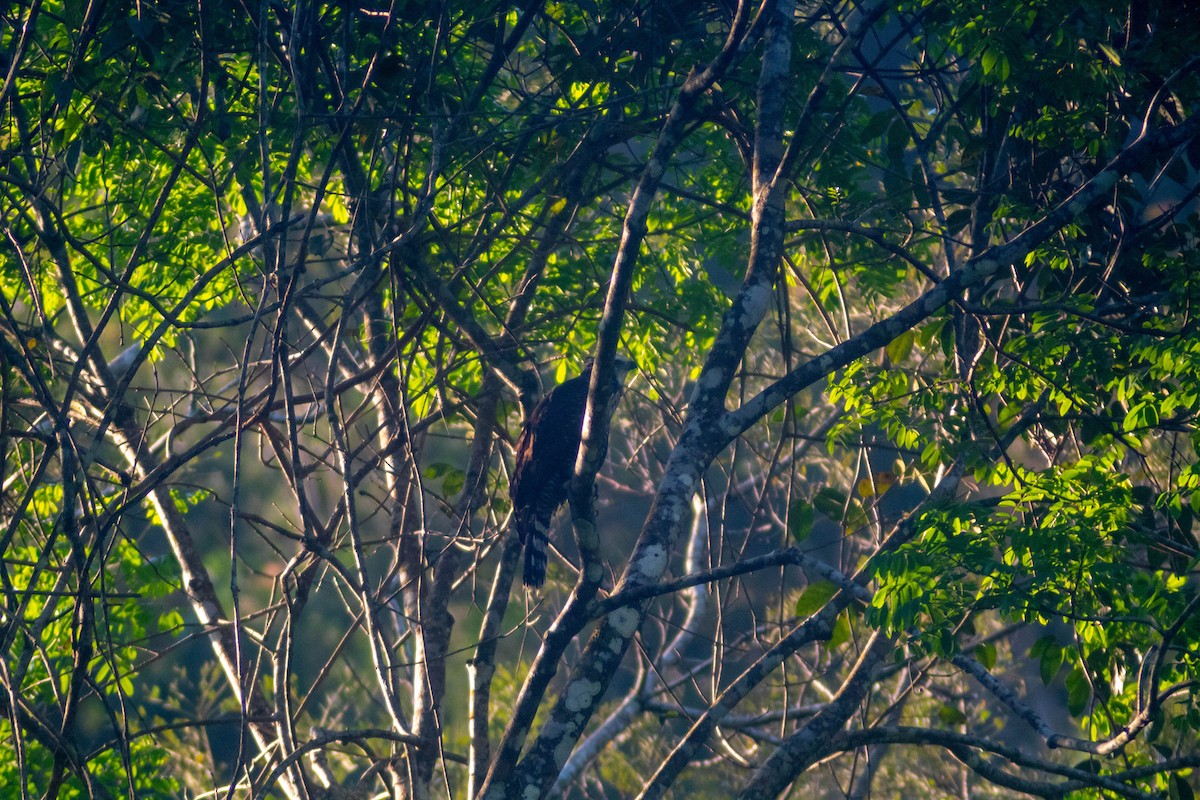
[{"x1": 1, "y1": 0, "x2": 1199, "y2": 798}]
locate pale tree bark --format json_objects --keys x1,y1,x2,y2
[{"x1": 3, "y1": 2, "x2": 1199, "y2": 799}]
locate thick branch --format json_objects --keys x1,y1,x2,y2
[{"x1": 723, "y1": 112, "x2": 1200, "y2": 440}]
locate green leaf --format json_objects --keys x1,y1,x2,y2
[
  {"x1": 938, "y1": 703, "x2": 967, "y2": 725},
  {"x1": 1065, "y1": 666, "x2": 1091, "y2": 716},
  {"x1": 885, "y1": 329, "x2": 915, "y2": 363},
  {"x1": 1039, "y1": 642, "x2": 1063, "y2": 685},
  {"x1": 981, "y1": 48, "x2": 998, "y2": 76},
  {"x1": 795, "y1": 580, "x2": 838, "y2": 617},
  {"x1": 158, "y1": 609, "x2": 184, "y2": 633},
  {"x1": 1124, "y1": 400, "x2": 1159, "y2": 432},
  {"x1": 943, "y1": 208, "x2": 973, "y2": 234},
  {"x1": 426, "y1": 461, "x2": 466, "y2": 496},
  {"x1": 937, "y1": 627, "x2": 956, "y2": 656},
  {"x1": 863, "y1": 110, "x2": 895, "y2": 142},
  {"x1": 788, "y1": 500, "x2": 814, "y2": 542},
  {"x1": 813, "y1": 488, "x2": 848, "y2": 520},
  {"x1": 974, "y1": 642, "x2": 996, "y2": 670},
  {"x1": 1170, "y1": 773, "x2": 1195, "y2": 800},
  {"x1": 442, "y1": 467, "x2": 466, "y2": 498},
  {"x1": 829, "y1": 611, "x2": 852, "y2": 648},
  {"x1": 1079, "y1": 416, "x2": 1108, "y2": 445},
  {"x1": 844, "y1": 498, "x2": 870, "y2": 533},
  {"x1": 424, "y1": 462, "x2": 452, "y2": 479}
]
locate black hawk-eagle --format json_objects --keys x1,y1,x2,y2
[{"x1": 510, "y1": 356, "x2": 636, "y2": 587}]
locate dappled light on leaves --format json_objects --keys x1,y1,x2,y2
[{"x1": 1, "y1": 0, "x2": 1199, "y2": 798}]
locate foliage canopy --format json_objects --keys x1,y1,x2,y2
[{"x1": 2, "y1": 0, "x2": 1200, "y2": 798}]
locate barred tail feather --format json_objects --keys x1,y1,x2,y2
[
  {"x1": 515, "y1": 483, "x2": 562, "y2": 588},
  {"x1": 523, "y1": 518, "x2": 550, "y2": 588},
  {"x1": 513, "y1": 507, "x2": 551, "y2": 588}
]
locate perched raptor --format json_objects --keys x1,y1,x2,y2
[{"x1": 509, "y1": 355, "x2": 636, "y2": 587}]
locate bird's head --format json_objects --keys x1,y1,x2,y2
[{"x1": 583, "y1": 354, "x2": 638, "y2": 384}]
